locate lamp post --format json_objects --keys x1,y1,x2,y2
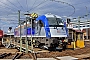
[
  {"x1": 24, "y1": 13, "x2": 33, "y2": 53},
  {"x1": 30, "y1": 13, "x2": 38, "y2": 53},
  {"x1": 31, "y1": 17, "x2": 33, "y2": 53},
  {"x1": 24, "y1": 14, "x2": 29, "y2": 53},
  {"x1": 24, "y1": 13, "x2": 38, "y2": 53},
  {"x1": 18, "y1": 10, "x2": 22, "y2": 52}
]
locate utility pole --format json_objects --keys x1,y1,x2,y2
[
  {"x1": 25, "y1": 17, "x2": 28, "y2": 53},
  {"x1": 78, "y1": 16, "x2": 81, "y2": 48},
  {"x1": 31, "y1": 18, "x2": 33, "y2": 53},
  {"x1": 85, "y1": 6, "x2": 88, "y2": 40},
  {"x1": 78, "y1": 16, "x2": 80, "y2": 30},
  {"x1": 18, "y1": 10, "x2": 22, "y2": 52}
]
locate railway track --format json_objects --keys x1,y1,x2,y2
[
  {"x1": 0, "y1": 52, "x2": 28, "y2": 60},
  {"x1": 0, "y1": 52, "x2": 90, "y2": 60},
  {"x1": 0, "y1": 53, "x2": 11, "y2": 59},
  {"x1": 10, "y1": 42, "x2": 50, "y2": 53},
  {"x1": 36, "y1": 52, "x2": 61, "y2": 60},
  {"x1": 12, "y1": 53, "x2": 23, "y2": 60},
  {"x1": 1, "y1": 39, "x2": 90, "y2": 59}
]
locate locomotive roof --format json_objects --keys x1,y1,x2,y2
[{"x1": 45, "y1": 13, "x2": 62, "y2": 18}]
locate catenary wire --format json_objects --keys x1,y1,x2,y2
[
  {"x1": 49, "y1": 0, "x2": 75, "y2": 17},
  {"x1": 16, "y1": 0, "x2": 25, "y2": 11},
  {"x1": 26, "y1": 0, "x2": 28, "y2": 11},
  {"x1": 0, "y1": 4, "x2": 19, "y2": 18},
  {"x1": 6, "y1": 0, "x2": 19, "y2": 10},
  {"x1": 28, "y1": 0, "x2": 48, "y2": 12},
  {"x1": 0, "y1": 4, "x2": 16, "y2": 14},
  {"x1": 29, "y1": 0, "x2": 37, "y2": 11},
  {"x1": 0, "y1": 1, "x2": 17, "y2": 12}
]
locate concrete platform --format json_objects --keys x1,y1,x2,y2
[
  {"x1": 57, "y1": 56, "x2": 78, "y2": 60},
  {"x1": 0, "y1": 58, "x2": 56, "y2": 60},
  {"x1": 16, "y1": 58, "x2": 56, "y2": 60},
  {"x1": 0, "y1": 59, "x2": 33, "y2": 60},
  {"x1": 15, "y1": 59, "x2": 33, "y2": 60},
  {"x1": 37, "y1": 58, "x2": 56, "y2": 60},
  {"x1": 0, "y1": 56, "x2": 78, "y2": 60},
  {"x1": 73, "y1": 53, "x2": 90, "y2": 59}
]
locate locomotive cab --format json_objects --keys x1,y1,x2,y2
[{"x1": 34, "y1": 13, "x2": 68, "y2": 50}]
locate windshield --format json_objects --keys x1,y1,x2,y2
[
  {"x1": 56, "y1": 18, "x2": 63, "y2": 23},
  {"x1": 47, "y1": 17, "x2": 63, "y2": 25}
]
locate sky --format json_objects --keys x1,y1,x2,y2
[{"x1": 0, "y1": 0, "x2": 90, "y2": 32}]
